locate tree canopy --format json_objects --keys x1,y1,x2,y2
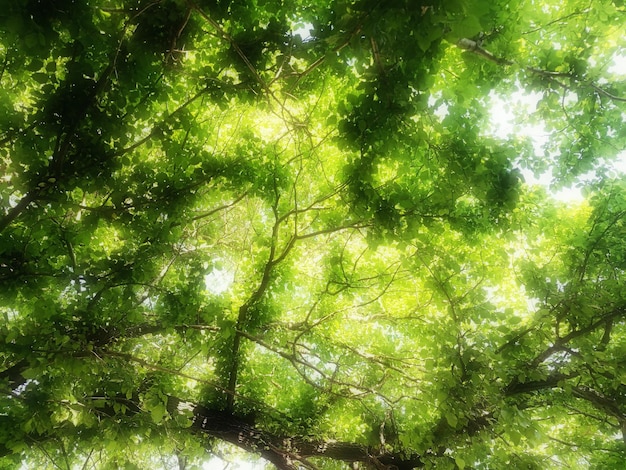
[{"x1": 1, "y1": 0, "x2": 626, "y2": 468}]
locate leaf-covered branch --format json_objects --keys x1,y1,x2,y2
[{"x1": 457, "y1": 37, "x2": 626, "y2": 102}]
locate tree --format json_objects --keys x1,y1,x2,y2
[{"x1": 1, "y1": 0, "x2": 626, "y2": 468}]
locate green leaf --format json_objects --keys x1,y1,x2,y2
[
  {"x1": 150, "y1": 403, "x2": 167, "y2": 424},
  {"x1": 453, "y1": 16, "x2": 482, "y2": 39},
  {"x1": 445, "y1": 411, "x2": 458, "y2": 428},
  {"x1": 26, "y1": 59, "x2": 44, "y2": 72},
  {"x1": 32, "y1": 73, "x2": 49, "y2": 83}
]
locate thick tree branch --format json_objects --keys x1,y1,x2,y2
[
  {"x1": 0, "y1": 191, "x2": 38, "y2": 234},
  {"x1": 571, "y1": 386, "x2": 625, "y2": 422},
  {"x1": 504, "y1": 372, "x2": 575, "y2": 395},
  {"x1": 192, "y1": 407, "x2": 425, "y2": 470},
  {"x1": 532, "y1": 306, "x2": 626, "y2": 366},
  {"x1": 0, "y1": 359, "x2": 29, "y2": 388}
]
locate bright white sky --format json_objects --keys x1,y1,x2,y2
[
  {"x1": 488, "y1": 97, "x2": 626, "y2": 204},
  {"x1": 204, "y1": 265, "x2": 234, "y2": 295},
  {"x1": 487, "y1": 53, "x2": 626, "y2": 203}
]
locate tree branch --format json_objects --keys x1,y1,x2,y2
[
  {"x1": 0, "y1": 191, "x2": 38, "y2": 234},
  {"x1": 456, "y1": 38, "x2": 626, "y2": 102},
  {"x1": 192, "y1": 407, "x2": 425, "y2": 470}
]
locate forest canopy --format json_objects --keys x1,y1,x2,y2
[{"x1": 1, "y1": 0, "x2": 626, "y2": 468}]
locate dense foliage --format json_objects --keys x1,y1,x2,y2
[{"x1": 1, "y1": 0, "x2": 626, "y2": 468}]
